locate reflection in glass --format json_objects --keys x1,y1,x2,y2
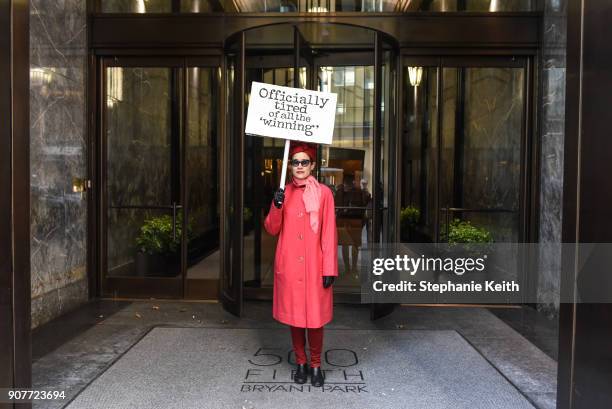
[
  {"x1": 105, "y1": 67, "x2": 182, "y2": 277},
  {"x1": 401, "y1": 66, "x2": 438, "y2": 242},
  {"x1": 101, "y1": 0, "x2": 539, "y2": 13},
  {"x1": 182, "y1": 0, "x2": 216, "y2": 12},
  {"x1": 319, "y1": 65, "x2": 373, "y2": 287},
  {"x1": 185, "y1": 67, "x2": 221, "y2": 290},
  {"x1": 101, "y1": 0, "x2": 172, "y2": 12},
  {"x1": 224, "y1": 51, "x2": 237, "y2": 291},
  {"x1": 401, "y1": 65, "x2": 524, "y2": 243},
  {"x1": 450, "y1": 67, "x2": 524, "y2": 243},
  {"x1": 243, "y1": 65, "x2": 303, "y2": 291},
  {"x1": 242, "y1": 62, "x2": 375, "y2": 292},
  {"x1": 381, "y1": 47, "x2": 399, "y2": 244},
  {"x1": 394, "y1": 0, "x2": 537, "y2": 12}
]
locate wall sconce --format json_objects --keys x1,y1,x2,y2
[
  {"x1": 264, "y1": 158, "x2": 273, "y2": 173},
  {"x1": 72, "y1": 177, "x2": 90, "y2": 199},
  {"x1": 135, "y1": 0, "x2": 147, "y2": 13},
  {"x1": 308, "y1": 6, "x2": 328, "y2": 13},
  {"x1": 191, "y1": 0, "x2": 202, "y2": 12},
  {"x1": 30, "y1": 67, "x2": 52, "y2": 86},
  {"x1": 408, "y1": 66, "x2": 423, "y2": 87}
]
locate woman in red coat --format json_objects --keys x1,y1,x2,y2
[{"x1": 264, "y1": 141, "x2": 338, "y2": 387}]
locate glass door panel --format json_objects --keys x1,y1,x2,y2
[
  {"x1": 400, "y1": 58, "x2": 527, "y2": 244},
  {"x1": 400, "y1": 64, "x2": 439, "y2": 242},
  {"x1": 441, "y1": 66, "x2": 524, "y2": 243},
  {"x1": 220, "y1": 35, "x2": 244, "y2": 314},
  {"x1": 370, "y1": 33, "x2": 399, "y2": 320},
  {"x1": 184, "y1": 66, "x2": 221, "y2": 299},
  {"x1": 381, "y1": 42, "x2": 399, "y2": 244},
  {"x1": 318, "y1": 64, "x2": 374, "y2": 288},
  {"x1": 103, "y1": 63, "x2": 184, "y2": 297},
  {"x1": 237, "y1": 23, "x2": 393, "y2": 301},
  {"x1": 242, "y1": 23, "x2": 307, "y2": 296}
]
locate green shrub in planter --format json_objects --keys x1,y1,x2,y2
[
  {"x1": 400, "y1": 206, "x2": 420, "y2": 241},
  {"x1": 444, "y1": 218, "x2": 493, "y2": 244},
  {"x1": 135, "y1": 214, "x2": 194, "y2": 277},
  {"x1": 400, "y1": 206, "x2": 420, "y2": 228},
  {"x1": 440, "y1": 219, "x2": 494, "y2": 275},
  {"x1": 136, "y1": 213, "x2": 194, "y2": 256},
  {"x1": 442, "y1": 218, "x2": 493, "y2": 259}
]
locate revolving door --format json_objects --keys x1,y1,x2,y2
[{"x1": 221, "y1": 23, "x2": 399, "y2": 318}]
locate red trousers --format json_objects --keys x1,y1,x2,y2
[{"x1": 290, "y1": 326, "x2": 324, "y2": 367}]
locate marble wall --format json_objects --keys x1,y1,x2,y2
[
  {"x1": 30, "y1": 0, "x2": 88, "y2": 328},
  {"x1": 537, "y1": 0, "x2": 567, "y2": 319}
]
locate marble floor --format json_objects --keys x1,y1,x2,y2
[{"x1": 32, "y1": 300, "x2": 558, "y2": 409}]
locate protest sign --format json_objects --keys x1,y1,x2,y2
[{"x1": 245, "y1": 81, "x2": 337, "y2": 144}]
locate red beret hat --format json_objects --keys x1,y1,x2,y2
[{"x1": 289, "y1": 141, "x2": 317, "y2": 162}]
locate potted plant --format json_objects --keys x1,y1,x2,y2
[
  {"x1": 135, "y1": 213, "x2": 193, "y2": 277},
  {"x1": 443, "y1": 218, "x2": 493, "y2": 244},
  {"x1": 400, "y1": 206, "x2": 420, "y2": 242},
  {"x1": 440, "y1": 218, "x2": 493, "y2": 259}
]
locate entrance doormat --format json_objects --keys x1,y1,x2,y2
[{"x1": 65, "y1": 327, "x2": 534, "y2": 409}]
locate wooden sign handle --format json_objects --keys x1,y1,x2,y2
[{"x1": 279, "y1": 139, "x2": 290, "y2": 190}]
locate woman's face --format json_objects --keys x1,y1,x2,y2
[{"x1": 290, "y1": 151, "x2": 315, "y2": 180}]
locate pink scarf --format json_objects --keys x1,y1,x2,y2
[{"x1": 292, "y1": 175, "x2": 321, "y2": 234}]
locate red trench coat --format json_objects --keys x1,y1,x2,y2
[{"x1": 264, "y1": 180, "x2": 338, "y2": 328}]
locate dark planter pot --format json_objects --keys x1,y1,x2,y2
[
  {"x1": 136, "y1": 252, "x2": 180, "y2": 277},
  {"x1": 243, "y1": 220, "x2": 254, "y2": 235},
  {"x1": 440, "y1": 243, "x2": 492, "y2": 261},
  {"x1": 400, "y1": 225, "x2": 416, "y2": 242}
]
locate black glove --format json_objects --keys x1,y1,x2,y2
[
  {"x1": 323, "y1": 276, "x2": 335, "y2": 288},
  {"x1": 273, "y1": 188, "x2": 285, "y2": 209}
]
